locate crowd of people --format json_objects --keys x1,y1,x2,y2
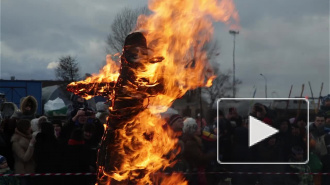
[
  {"x1": 0, "y1": 95, "x2": 105, "y2": 185},
  {"x1": 1, "y1": 94, "x2": 330, "y2": 185},
  {"x1": 162, "y1": 96, "x2": 330, "y2": 185}
]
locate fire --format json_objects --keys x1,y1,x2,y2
[
  {"x1": 66, "y1": 54, "x2": 120, "y2": 100},
  {"x1": 67, "y1": 0, "x2": 239, "y2": 184},
  {"x1": 135, "y1": 0, "x2": 239, "y2": 108}
]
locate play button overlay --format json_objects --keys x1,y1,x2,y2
[
  {"x1": 249, "y1": 116, "x2": 278, "y2": 147},
  {"x1": 216, "y1": 98, "x2": 309, "y2": 165}
]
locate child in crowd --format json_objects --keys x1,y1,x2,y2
[{"x1": 0, "y1": 155, "x2": 20, "y2": 185}]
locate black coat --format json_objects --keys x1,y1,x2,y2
[
  {"x1": 61, "y1": 143, "x2": 92, "y2": 185},
  {"x1": 34, "y1": 132, "x2": 62, "y2": 185}
]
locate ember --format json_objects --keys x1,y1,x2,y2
[{"x1": 67, "y1": 0, "x2": 239, "y2": 184}]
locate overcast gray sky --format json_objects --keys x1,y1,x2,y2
[{"x1": 1, "y1": 0, "x2": 329, "y2": 99}]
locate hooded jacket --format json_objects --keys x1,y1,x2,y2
[
  {"x1": 11, "y1": 129, "x2": 35, "y2": 173},
  {"x1": 11, "y1": 96, "x2": 38, "y2": 120}
]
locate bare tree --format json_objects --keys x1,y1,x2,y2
[
  {"x1": 201, "y1": 40, "x2": 242, "y2": 109},
  {"x1": 55, "y1": 55, "x2": 80, "y2": 82},
  {"x1": 106, "y1": 7, "x2": 149, "y2": 54}
]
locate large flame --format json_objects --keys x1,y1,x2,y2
[
  {"x1": 135, "y1": 0, "x2": 239, "y2": 109},
  {"x1": 67, "y1": 0, "x2": 239, "y2": 184}
]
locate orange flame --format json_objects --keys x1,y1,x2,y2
[
  {"x1": 135, "y1": 0, "x2": 239, "y2": 108},
  {"x1": 68, "y1": 0, "x2": 239, "y2": 184},
  {"x1": 67, "y1": 54, "x2": 120, "y2": 100}
]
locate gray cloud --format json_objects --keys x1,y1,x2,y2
[
  {"x1": 215, "y1": 1, "x2": 329, "y2": 98},
  {"x1": 1, "y1": 0, "x2": 329, "y2": 99}
]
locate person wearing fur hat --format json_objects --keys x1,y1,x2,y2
[
  {"x1": 11, "y1": 119, "x2": 36, "y2": 185},
  {"x1": 11, "y1": 96, "x2": 38, "y2": 121},
  {"x1": 0, "y1": 155, "x2": 20, "y2": 185}
]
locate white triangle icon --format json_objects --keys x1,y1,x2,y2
[{"x1": 249, "y1": 116, "x2": 279, "y2": 147}]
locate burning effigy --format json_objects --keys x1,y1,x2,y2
[{"x1": 67, "y1": 0, "x2": 239, "y2": 184}]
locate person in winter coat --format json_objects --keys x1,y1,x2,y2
[
  {"x1": 286, "y1": 146, "x2": 313, "y2": 185},
  {"x1": 321, "y1": 134, "x2": 330, "y2": 185},
  {"x1": 66, "y1": 95, "x2": 88, "y2": 119},
  {"x1": 11, "y1": 96, "x2": 38, "y2": 121},
  {"x1": 0, "y1": 118, "x2": 17, "y2": 170},
  {"x1": 182, "y1": 117, "x2": 215, "y2": 185},
  {"x1": 165, "y1": 114, "x2": 186, "y2": 172},
  {"x1": 11, "y1": 119, "x2": 36, "y2": 185},
  {"x1": 257, "y1": 136, "x2": 285, "y2": 185},
  {"x1": 34, "y1": 121, "x2": 61, "y2": 185},
  {"x1": 276, "y1": 117, "x2": 292, "y2": 161},
  {"x1": 61, "y1": 128, "x2": 92, "y2": 185},
  {"x1": 62, "y1": 107, "x2": 96, "y2": 141},
  {"x1": 30, "y1": 116, "x2": 48, "y2": 138}
]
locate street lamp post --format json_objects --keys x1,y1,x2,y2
[
  {"x1": 229, "y1": 30, "x2": 239, "y2": 98},
  {"x1": 260, "y1": 73, "x2": 267, "y2": 98}
]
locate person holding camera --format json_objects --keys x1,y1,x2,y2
[
  {"x1": 61, "y1": 108, "x2": 96, "y2": 142},
  {"x1": 72, "y1": 108, "x2": 95, "y2": 125}
]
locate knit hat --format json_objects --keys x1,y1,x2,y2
[
  {"x1": 30, "y1": 118, "x2": 39, "y2": 132},
  {"x1": 16, "y1": 119, "x2": 31, "y2": 134},
  {"x1": 168, "y1": 114, "x2": 183, "y2": 126},
  {"x1": 0, "y1": 155, "x2": 6, "y2": 164},
  {"x1": 183, "y1": 117, "x2": 198, "y2": 134}
]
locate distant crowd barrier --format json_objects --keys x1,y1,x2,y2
[{"x1": 1, "y1": 172, "x2": 330, "y2": 177}]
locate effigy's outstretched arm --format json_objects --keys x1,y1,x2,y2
[{"x1": 66, "y1": 81, "x2": 117, "y2": 100}]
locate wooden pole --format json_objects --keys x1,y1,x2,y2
[
  {"x1": 316, "y1": 82, "x2": 324, "y2": 113},
  {"x1": 296, "y1": 84, "x2": 305, "y2": 119},
  {"x1": 308, "y1": 81, "x2": 317, "y2": 113},
  {"x1": 286, "y1": 85, "x2": 293, "y2": 111}
]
